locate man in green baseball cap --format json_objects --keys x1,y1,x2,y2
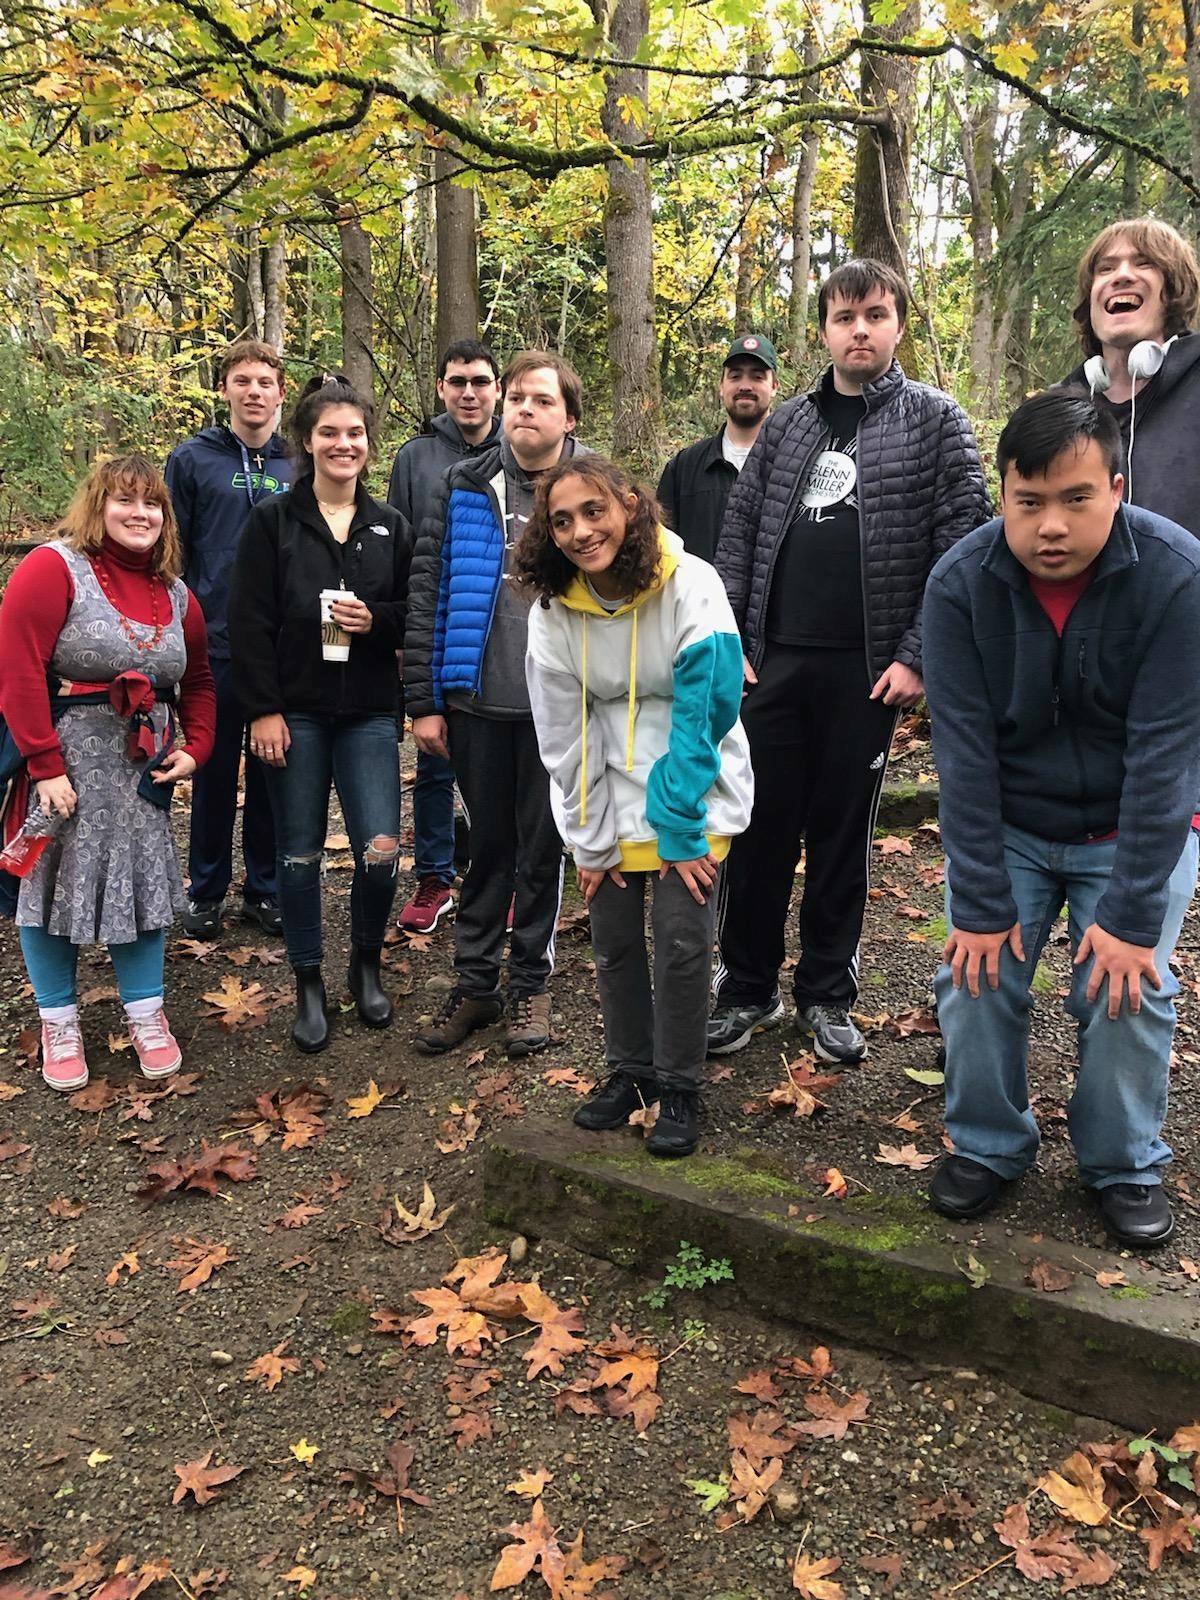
[{"x1": 657, "y1": 333, "x2": 780, "y2": 563}]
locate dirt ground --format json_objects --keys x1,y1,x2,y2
[{"x1": 1, "y1": 733, "x2": 1199, "y2": 1599}]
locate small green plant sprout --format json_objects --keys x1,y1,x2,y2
[
  {"x1": 685, "y1": 1472, "x2": 731, "y2": 1513},
  {"x1": 665, "y1": 1241, "x2": 734, "y2": 1292},
  {"x1": 1128, "y1": 1437, "x2": 1198, "y2": 1493},
  {"x1": 679, "y1": 1317, "x2": 708, "y2": 1342}
]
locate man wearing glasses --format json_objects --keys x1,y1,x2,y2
[{"x1": 387, "y1": 340, "x2": 502, "y2": 934}]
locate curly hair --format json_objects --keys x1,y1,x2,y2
[
  {"x1": 1074, "y1": 219, "x2": 1200, "y2": 357},
  {"x1": 58, "y1": 454, "x2": 182, "y2": 581},
  {"x1": 514, "y1": 457, "x2": 663, "y2": 606}
]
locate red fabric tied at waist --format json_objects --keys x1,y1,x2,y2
[{"x1": 55, "y1": 671, "x2": 165, "y2": 761}]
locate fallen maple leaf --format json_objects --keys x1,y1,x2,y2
[
  {"x1": 994, "y1": 1503, "x2": 1094, "y2": 1583},
  {"x1": 781, "y1": 1346, "x2": 834, "y2": 1386},
  {"x1": 875, "y1": 834, "x2": 913, "y2": 856},
  {"x1": 171, "y1": 1450, "x2": 245, "y2": 1507},
  {"x1": 520, "y1": 1285, "x2": 587, "y2": 1379},
  {"x1": 793, "y1": 1390, "x2": 870, "y2": 1441},
  {"x1": 105, "y1": 1250, "x2": 140, "y2": 1286},
  {"x1": 290, "y1": 1437, "x2": 319, "y2": 1465},
  {"x1": 244, "y1": 1339, "x2": 301, "y2": 1392},
  {"x1": 0, "y1": 1082, "x2": 26, "y2": 1102},
  {"x1": 69, "y1": 1079, "x2": 121, "y2": 1113},
  {"x1": 347, "y1": 1078, "x2": 388, "y2": 1118},
  {"x1": 542, "y1": 1066, "x2": 596, "y2": 1095},
  {"x1": 769, "y1": 1057, "x2": 842, "y2": 1118},
  {"x1": 46, "y1": 1244, "x2": 76, "y2": 1273},
  {"x1": 436, "y1": 1099, "x2": 483, "y2": 1153},
  {"x1": 734, "y1": 1369, "x2": 782, "y2": 1403},
  {"x1": 201, "y1": 973, "x2": 269, "y2": 1030},
  {"x1": 792, "y1": 1550, "x2": 844, "y2": 1598},
  {"x1": 822, "y1": 1168, "x2": 848, "y2": 1199},
  {"x1": 728, "y1": 1408, "x2": 797, "y2": 1469},
  {"x1": 858, "y1": 1552, "x2": 902, "y2": 1593},
  {"x1": 388, "y1": 1181, "x2": 456, "y2": 1241},
  {"x1": 227, "y1": 1084, "x2": 330, "y2": 1149},
  {"x1": 48, "y1": 1195, "x2": 85, "y2": 1219},
  {"x1": 163, "y1": 1239, "x2": 233, "y2": 1293},
  {"x1": 1027, "y1": 1258, "x2": 1074, "y2": 1293},
  {"x1": 137, "y1": 1140, "x2": 257, "y2": 1203},
  {"x1": 491, "y1": 1498, "x2": 565, "y2": 1594},
  {"x1": 507, "y1": 1467, "x2": 554, "y2": 1498},
  {"x1": 272, "y1": 1201, "x2": 323, "y2": 1231},
  {"x1": 874, "y1": 1141, "x2": 937, "y2": 1170},
  {"x1": 281, "y1": 1568, "x2": 316, "y2": 1591},
  {"x1": 729, "y1": 1451, "x2": 783, "y2": 1520},
  {"x1": 1038, "y1": 1451, "x2": 1110, "y2": 1527},
  {"x1": 1140, "y1": 1513, "x2": 1195, "y2": 1570},
  {"x1": 558, "y1": 1531, "x2": 628, "y2": 1596}
]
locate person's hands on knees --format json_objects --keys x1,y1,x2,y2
[
  {"x1": 943, "y1": 923, "x2": 1025, "y2": 998},
  {"x1": 1076, "y1": 923, "x2": 1162, "y2": 1019}
]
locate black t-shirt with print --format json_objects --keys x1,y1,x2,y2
[{"x1": 765, "y1": 384, "x2": 867, "y2": 648}]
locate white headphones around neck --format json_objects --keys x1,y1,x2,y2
[{"x1": 1084, "y1": 335, "x2": 1176, "y2": 395}]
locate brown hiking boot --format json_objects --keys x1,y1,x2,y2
[
  {"x1": 414, "y1": 990, "x2": 502, "y2": 1055},
  {"x1": 506, "y1": 992, "x2": 552, "y2": 1058}
]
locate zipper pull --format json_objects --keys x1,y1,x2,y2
[{"x1": 1051, "y1": 685, "x2": 1060, "y2": 726}]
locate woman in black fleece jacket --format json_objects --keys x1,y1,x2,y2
[{"x1": 230, "y1": 376, "x2": 413, "y2": 1052}]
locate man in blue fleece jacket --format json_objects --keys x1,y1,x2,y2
[{"x1": 924, "y1": 388, "x2": 1200, "y2": 1249}]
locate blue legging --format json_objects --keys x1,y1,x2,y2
[{"x1": 19, "y1": 926, "x2": 167, "y2": 1010}]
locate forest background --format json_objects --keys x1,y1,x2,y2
[{"x1": 0, "y1": 0, "x2": 1196, "y2": 522}]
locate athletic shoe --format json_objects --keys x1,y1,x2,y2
[
  {"x1": 646, "y1": 1088, "x2": 701, "y2": 1157},
  {"x1": 797, "y1": 1003, "x2": 867, "y2": 1064},
  {"x1": 415, "y1": 991, "x2": 503, "y2": 1054},
  {"x1": 397, "y1": 877, "x2": 455, "y2": 934},
  {"x1": 507, "y1": 992, "x2": 552, "y2": 1058},
  {"x1": 127, "y1": 1010, "x2": 182, "y2": 1079},
  {"x1": 1094, "y1": 1183, "x2": 1175, "y2": 1249},
  {"x1": 41, "y1": 1019, "x2": 89, "y2": 1092},
  {"x1": 573, "y1": 1070, "x2": 650, "y2": 1130},
  {"x1": 182, "y1": 898, "x2": 222, "y2": 939},
  {"x1": 242, "y1": 895, "x2": 283, "y2": 935},
  {"x1": 706, "y1": 992, "x2": 785, "y2": 1055}
]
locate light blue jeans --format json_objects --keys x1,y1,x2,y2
[{"x1": 934, "y1": 825, "x2": 1198, "y2": 1190}]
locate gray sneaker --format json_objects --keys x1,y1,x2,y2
[
  {"x1": 706, "y1": 992, "x2": 785, "y2": 1055},
  {"x1": 798, "y1": 1003, "x2": 867, "y2": 1064}
]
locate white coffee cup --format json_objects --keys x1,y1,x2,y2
[{"x1": 319, "y1": 588, "x2": 355, "y2": 663}]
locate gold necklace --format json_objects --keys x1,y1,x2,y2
[{"x1": 317, "y1": 496, "x2": 355, "y2": 514}]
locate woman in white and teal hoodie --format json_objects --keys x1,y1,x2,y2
[{"x1": 516, "y1": 456, "x2": 753, "y2": 1157}]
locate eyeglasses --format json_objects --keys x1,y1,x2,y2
[{"x1": 442, "y1": 376, "x2": 496, "y2": 391}]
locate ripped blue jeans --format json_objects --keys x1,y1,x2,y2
[{"x1": 263, "y1": 713, "x2": 401, "y2": 968}]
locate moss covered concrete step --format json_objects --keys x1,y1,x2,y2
[
  {"x1": 484, "y1": 1119, "x2": 1200, "y2": 1432},
  {"x1": 877, "y1": 780, "x2": 939, "y2": 827}
]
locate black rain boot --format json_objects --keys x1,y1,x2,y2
[
  {"x1": 292, "y1": 966, "x2": 329, "y2": 1054},
  {"x1": 348, "y1": 945, "x2": 393, "y2": 1029}
]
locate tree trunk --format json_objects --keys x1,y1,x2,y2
[
  {"x1": 1122, "y1": 2, "x2": 1145, "y2": 213},
  {"x1": 853, "y1": 0, "x2": 918, "y2": 267},
  {"x1": 1186, "y1": 0, "x2": 1200, "y2": 240},
  {"x1": 787, "y1": 43, "x2": 820, "y2": 363},
  {"x1": 339, "y1": 212, "x2": 374, "y2": 401},
  {"x1": 435, "y1": 150, "x2": 480, "y2": 351},
  {"x1": 263, "y1": 234, "x2": 286, "y2": 351},
  {"x1": 592, "y1": 0, "x2": 661, "y2": 467},
  {"x1": 954, "y1": 65, "x2": 999, "y2": 413}
]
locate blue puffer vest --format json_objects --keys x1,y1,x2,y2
[{"x1": 433, "y1": 474, "x2": 506, "y2": 704}]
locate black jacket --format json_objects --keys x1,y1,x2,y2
[
  {"x1": 715, "y1": 363, "x2": 991, "y2": 681},
  {"x1": 229, "y1": 478, "x2": 413, "y2": 722},
  {"x1": 386, "y1": 412, "x2": 501, "y2": 527},
  {"x1": 925, "y1": 504, "x2": 1200, "y2": 947},
  {"x1": 164, "y1": 426, "x2": 292, "y2": 659},
  {"x1": 1064, "y1": 332, "x2": 1200, "y2": 538},
  {"x1": 657, "y1": 428, "x2": 738, "y2": 563}
]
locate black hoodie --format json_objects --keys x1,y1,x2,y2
[
  {"x1": 229, "y1": 478, "x2": 413, "y2": 722},
  {"x1": 1064, "y1": 331, "x2": 1200, "y2": 538}
]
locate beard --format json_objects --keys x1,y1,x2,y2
[{"x1": 724, "y1": 395, "x2": 770, "y2": 427}]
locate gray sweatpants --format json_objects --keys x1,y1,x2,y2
[{"x1": 588, "y1": 865, "x2": 720, "y2": 1091}]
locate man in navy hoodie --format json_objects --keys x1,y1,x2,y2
[
  {"x1": 924, "y1": 389, "x2": 1200, "y2": 1249},
  {"x1": 387, "y1": 339, "x2": 501, "y2": 935},
  {"x1": 166, "y1": 340, "x2": 291, "y2": 938}
]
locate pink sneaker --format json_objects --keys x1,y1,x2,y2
[
  {"x1": 41, "y1": 1018, "x2": 89, "y2": 1093},
  {"x1": 397, "y1": 877, "x2": 454, "y2": 934},
  {"x1": 127, "y1": 1010, "x2": 182, "y2": 1079}
]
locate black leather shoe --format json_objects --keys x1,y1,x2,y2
[
  {"x1": 348, "y1": 946, "x2": 392, "y2": 1029},
  {"x1": 573, "y1": 1070, "x2": 649, "y2": 1131},
  {"x1": 1095, "y1": 1183, "x2": 1175, "y2": 1249},
  {"x1": 292, "y1": 967, "x2": 329, "y2": 1053},
  {"x1": 929, "y1": 1155, "x2": 1005, "y2": 1219},
  {"x1": 646, "y1": 1088, "x2": 700, "y2": 1158}
]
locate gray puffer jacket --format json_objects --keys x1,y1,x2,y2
[{"x1": 715, "y1": 362, "x2": 991, "y2": 681}]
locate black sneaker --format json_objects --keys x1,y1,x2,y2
[
  {"x1": 929, "y1": 1155, "x2": 1005, "y2": 1220},
  {"x1": 797, "y1": 1003, "x2": 867, "y2": 1064},
  {"x1": 242, "y1": 895, "x2": 283, "y2": 935},
  {"x1": 706, "y1": 992, "x2": 785, "y2": 1055},
  {"x1": 574, "y1": 1070, "x2": 649, "y2": 1131},
  {"x1": 1094, "y1": 1183, "x2": 1175, "y2": 1249},
  {"x1": 646, "y1": 1088, "x2": 700, "y2": 1158},
  {"x1": 182, "y1": 898, "x2": 222, "y2": 939}
]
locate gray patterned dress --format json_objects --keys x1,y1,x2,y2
[{"x1": 16, "y1": 543, "x2": 190, "y2": 945}]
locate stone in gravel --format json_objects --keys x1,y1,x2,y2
[
  {"x1": 210, "y1": 1349, "x2": 233, "y2": 1365},
  {"x1": 509, "y1": 1234, "x2": 528, "y2": 1265}
]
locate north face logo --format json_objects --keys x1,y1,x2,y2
[{"x1": 869, "y1": 752, "x2": 885, "y2": 770}]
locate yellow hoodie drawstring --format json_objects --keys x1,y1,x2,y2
[{"x1": 625, "y1": 607, "x2": 637, "y2": 772}]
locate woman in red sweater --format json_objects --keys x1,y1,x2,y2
[{"x1": 0, "y1": 455, "x2": 216, "y2": 1091}]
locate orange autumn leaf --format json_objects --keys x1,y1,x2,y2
[
  {"x1": 243, "y1": 1339, "x2": 301, "y2": 1392},
  {"x1": 1038, "y1": 1450, "x2": 1110, "y2": 1526},
  {"x1": 171, "y1": 1450, "x2": 245, "y2": 1507},
  {"x1": 506, "y1": 1467, "x2": 554, "y2": 1498},
  {"x1": 792, "y1": 1551, "x2": 845, "y2": 1599}
]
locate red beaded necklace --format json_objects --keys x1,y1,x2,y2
[{"x1": 91, "y1": 552, "x2": 169, "y2": 653}]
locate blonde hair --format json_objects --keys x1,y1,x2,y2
[
  {"x1": 57, "y1": 454, "x2": 182, "y2": 581},
  {"x1": 1074, "y1": 218, "x2": 1200, "y2": 357}
]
